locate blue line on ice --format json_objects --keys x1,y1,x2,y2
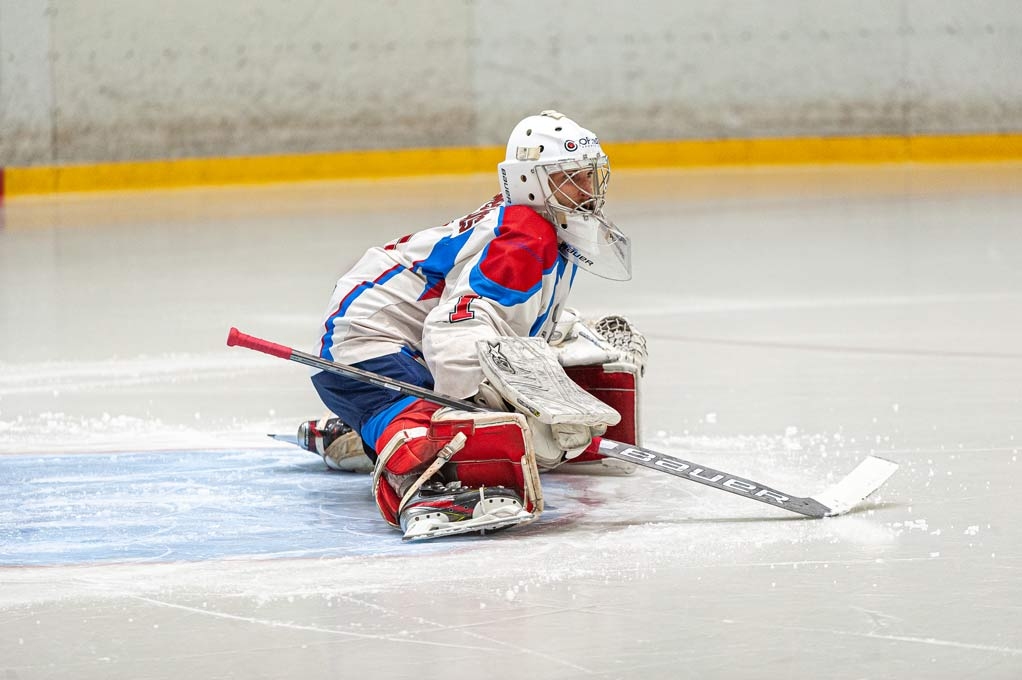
[{"x1": 0, "y1": 449, "x2": 573, "y2": 566}]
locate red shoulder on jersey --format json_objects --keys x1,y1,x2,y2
[{"x1": 475, "y1": 205, "x2": 560, "y2": 296}]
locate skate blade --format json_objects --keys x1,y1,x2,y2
[
  {"x1": 402, "y1": 510, "x2": 534, "y2": 542},
  {"x1": 267, "y1": 433, "x2": 300, "y2": 446}
]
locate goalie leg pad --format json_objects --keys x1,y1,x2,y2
[
  {"x1": 561, "y1": 363, "x2": 641, "y2": 473},
  {"x1": 371, "y1": 401, "x2": 543, "y2": 529},
  {"x1": 370, "y1": 400, "x2": 441, "y2": 526},
  {"x1": 564, "y1": 364, "x2": 639, "y2": 445}
]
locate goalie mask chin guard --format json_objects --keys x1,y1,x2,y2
[
  {"x1": 497, "y1": 111, "x2": 632, "y2": 281},
  {"x1": 553, "y1": 210, "x2": 631, "y2": 281}
]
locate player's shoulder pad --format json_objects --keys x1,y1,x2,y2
[
  {"x1": 494, "y1": 205, "x2": 560, "y2": 269},
  {"x1": 470, "y1": 206, "x2": 560, "y2": 304}
]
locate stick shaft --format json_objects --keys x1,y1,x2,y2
[{"x1": 227, "y1": 327, "x2": 481, "y2": 412}]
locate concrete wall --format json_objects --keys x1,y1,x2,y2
[{"x1": 1, "y1": 0, "x2": 1020, "y2": 166}]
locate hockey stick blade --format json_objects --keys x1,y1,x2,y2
[
  {"x1": 228, "y1": 327, "x2": 899, "y2": 519},
  {"x1": 597, "y1": 439, "x2": 898, "y2": 518},
  {"x1": 810, "y1": 455, "x2": 900, "y2": 516}
]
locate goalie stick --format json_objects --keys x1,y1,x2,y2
[{"x1": 227, "y1": 327, "x2": 898, "y2": 519}]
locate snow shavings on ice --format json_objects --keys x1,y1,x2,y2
[
  {"x1": 645, "y1": 428, "x2": 860, "y2": 489},
  {"x1": 0, "y1": 352, "x2": 310, "y2": 454},
  {"x1": 0, "y1": 353, "x2": 279, "y2": 397},
  {"x1": 0, "y1": 411, "x2": 289, "y2": 455}
]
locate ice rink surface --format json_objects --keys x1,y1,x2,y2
[{"x1": 2, "y1": 163, "x2": 1021, "y2": 679}]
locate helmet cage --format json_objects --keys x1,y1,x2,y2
[{"x1": 539, "y1": 157, "x2": 610, "y2": 217}]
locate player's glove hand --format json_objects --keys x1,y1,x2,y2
[
  {"x1": 548, "y1": 308, "x2": 621, "y2": 367},
  {"x1": 530, "y1": 420, "x2": 608, "y2": 467},
  {"x1": 549, "y1": 309, "x2": 648, "y2": 376},
  {"x1": 551, "y1": 422, "x2": 607, "y2": 458},
  {"x1": 474, "y1": 381, "x2": 602, "y2": 462}
]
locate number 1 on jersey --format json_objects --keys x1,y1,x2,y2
[{"x1": 449, "y1": 294, "x2": 480, "y2": 322}]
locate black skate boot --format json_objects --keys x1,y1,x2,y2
[
  {"x1": 297, "y1": 416, "x2": 372, "y2": 473},
  {"x1": 399, "y1": 481, "x2": 532, "y2": 541}
]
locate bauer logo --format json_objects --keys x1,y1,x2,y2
[
  {"x1": 564, "y1": 136, "x2": 599, "y2": 152},
  {"x1": 609, "y1": 444, "x2": 793, "y2": 506},
  {"x1": 500, "y1": 168, "x2": 512, "y2": 201},
  {"x1": 559, "y1": 243, "x2": 595, "y2": 267}
]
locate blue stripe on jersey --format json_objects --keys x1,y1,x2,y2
[
  {"x1": 410, "y1": 228, "x2": 475, "y2": 300},
  {"x1": 529, "y1": 256, "x2": 572, "y2": 336},
  {"x1": 400, "y1": 345, "x2": 423, "y2": 361},
  {"x1": 319, "y1": 263, "x2": 405, "y2": 360},
  {"x1": 360, "y1": 395, "x2": 418, "y2": 451},
  {"x1": 469, "y1": 260, "x2": 542, "y2": 307}
]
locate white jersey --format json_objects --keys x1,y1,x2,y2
[{"x1": 317, "y1": 196, "x2": 578, "y2": 399}]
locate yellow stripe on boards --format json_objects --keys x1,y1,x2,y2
[
  {"x1": 3, "y1": 147, "x2": 502, "y2": 196},
  {"x1": 603, "y1": 133, "x2": 1022, "y2": 167},
  {"x1": 3, "y1": 133, "x2": 1021, "y2": 197}
]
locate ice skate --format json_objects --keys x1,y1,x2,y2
[
  {"x1": 399, "y1": 481, "x2": 533, "y2": 541},
  {"x1": 297, "y1": 416, "x2": 372, "y2": 473}
]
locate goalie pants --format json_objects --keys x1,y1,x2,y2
[{"x1": 310, "y1": 349, "x2": 434, "y2": 463}]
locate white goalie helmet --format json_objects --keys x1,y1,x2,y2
[{"x1": 497, "y1": 111, "x2": 631, "y2": 280}]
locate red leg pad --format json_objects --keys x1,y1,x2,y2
[
  {"x1": 373, "y1": 406, "x2": 539, "y2": 525},
  {"x1": 564, "y1": 365, "x2": 639, "y2": 464}
]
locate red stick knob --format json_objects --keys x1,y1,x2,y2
[{"x1": 226, "y1": 327, "x2": 294, "y2": 359}]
